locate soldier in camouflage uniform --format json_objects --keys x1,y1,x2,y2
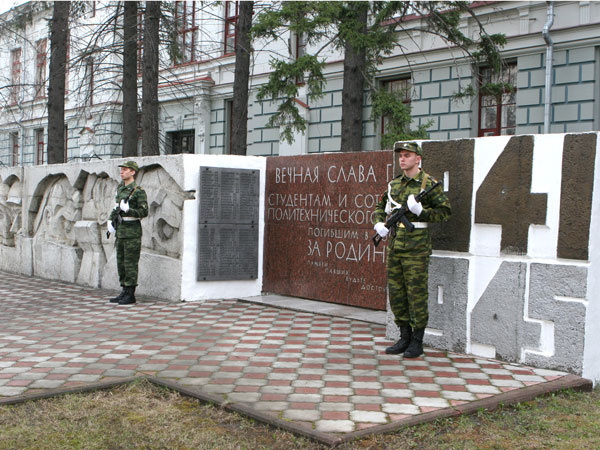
[
  {"x1": 107, "y1": 161, "x2": 148, "y2": 305},
  {"x1": 373, "y1": 142, "x2": 451, "y2": 358}
]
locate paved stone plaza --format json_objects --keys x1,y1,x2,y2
[{"x1": 0, "y1": 271, "x2": 591, "y2": 445}]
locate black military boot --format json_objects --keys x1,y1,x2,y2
[
  {"x1": 110, "y1": 287, "x2": 126, "y2": 303},
  {"x1": 385, "y1": 326, "x2": 412, "y2": 354},
  {"x1": 118, "y1": 286, "x2": 136, "y2": 305},
  {"x1": 403, "y1": 328, "x2": 425, "y2": 358}
]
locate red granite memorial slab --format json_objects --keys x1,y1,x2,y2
[{"x1": 263, "y1": 151, "x2": 393, "y2": 310}]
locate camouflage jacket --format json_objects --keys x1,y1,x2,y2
[
  {"x1": 373, "y1": 170, "x2": 451, "y2": 256},
  {"x1": 109, "y1": 182, "x2": 148, "y2": 239}
]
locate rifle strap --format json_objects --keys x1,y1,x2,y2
[
  {"x1": 387, "y1": 171, "x2": 429, "y2": 213},
  {"x1": 125, "y1": 185, "x2": 139, "y2": 202},
  {"x1": 420, "y1": 172, "x2": 429, "y2": 192},
  {"x1": 387, "y1": 182, "x2": 402, "y2": 212}
]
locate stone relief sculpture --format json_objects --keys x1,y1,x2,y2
[
  {"x1": 29, "y1": 175, "x2": 84, "y2": 282},
  {"x1": 0, "y1": 177, "x2": 22, "y2": 247},
  {"x1": 76, "y1": 173, "x2": 119, "y2": 286},
  {"x1": 81, "y1": 173, "x2": 118, "y2": 223},
  {"x1": 11, "y1": 163, "x2": 188, "y2": 288},
  {"x1": 136, "y1": 165, "x2": 190, "y2": 259},
  {"x1": 31, "y1": 175, "x2": 82, "y2": 246}
]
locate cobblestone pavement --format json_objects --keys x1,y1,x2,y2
[{"x1": 0, "y1": 271, "x2": 585, "y2": 440}]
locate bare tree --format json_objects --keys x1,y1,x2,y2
[
  {"x1": 47, "y1": 1, "x2": 70, "y2": 164},
  {"x1": 230, "y1": 1, "x2": 254, "y2": 155},
  {"x1": 142, "y1": 1, "x2": 160, "y2": 156},
  {"x1": 122, "y1": 1, "x2": 138, "y2": 157}
]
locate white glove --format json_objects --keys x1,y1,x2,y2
[
  {"x1": 374, "y1": 222, "x2": 389, "y2": 238},
  {"x1": 407, "y1": 194, "x2": 423, "y2": 216},
  {"x1": 107, "y1": 222, "x2": 116, "y2": 235},
  {"x1": 119, "y1": 199, "x2": 130, "y2": 213}
]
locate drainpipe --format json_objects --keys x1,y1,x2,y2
[{"x1": 542, "y1": 1, "x2": 555, "y2": 134}]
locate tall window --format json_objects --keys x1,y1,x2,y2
[
  {"x1": 174, "y1": 1, "x2": 197, "y2": 64},
  {"x1": 85, "y1": 58, "x2": 94, "y2": 105},
  {"x1": 10, "y1": 48, "x2": 22, "y2": 105},
  {"x1": 35, "y1": 128, "x2": 45, "y2": 164},
  {"x1": 381, "y1": 77, "x2": 412, "y2": 135},
  {"x1": 224, "y1": 1, "x2": 238, "y2": 55},
  {"x1": 35, "y1": 39, "x2": 47, "y2": 99},
  {"x1": 291, "y1": 31, "x2": 306, "y2": 84},
  {"x1": 478, "y1": 63, "x2": 517, "y2": 136},
  {"x1": 10, "y1": 132, "x2": 19, "y2": 166}
]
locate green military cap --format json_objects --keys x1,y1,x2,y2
[
  {"x1": 118, "y1": 161, "x2": 139, "y2": 172},
  {"x1": 393, "y1": 141, "x2": 423, "y2": 157}
]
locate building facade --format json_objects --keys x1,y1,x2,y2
[{"x1": 0, "y1": 1, "x2": 599, "y2": 166}]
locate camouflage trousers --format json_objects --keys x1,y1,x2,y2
[
  {"x1": 387, "y1": 253, "x2": 430, "y2": 330},
  {"x1": 116, "y1": 237, "x2": 142, "y2": 287}
]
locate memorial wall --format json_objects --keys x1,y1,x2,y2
[
  {"x1": 0, "y1": 154, "x2": 266, "y2": 302},
  {"x1": 263, "y1": 151, "x2": 392, "y2": 309},
  {"x1": 264, "y1": 133, "x2": 600, "y2": 382},
  {"x1": 2, "y1": 134, "x2": 600, "y2": 382}
]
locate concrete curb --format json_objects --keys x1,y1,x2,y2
[
  {"x1": 334, "y1": 374, "x2": 593, "y2": 446},
  {"x1": 0, "y1": 377, "x2": 138, "y2": 406}
]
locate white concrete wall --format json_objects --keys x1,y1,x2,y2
[
  {"x1": 0, "y1": 154, "x2": 266, "y2": 302},
  {"x1": 385, "y1": 133, "x2": 599, "y2": 383},
  {"x1": 178, "y1": 154, "x2": 266, "y2": 301},
  {"x1": 583, "y1": 135, "x2": 600, "y2": 384}
]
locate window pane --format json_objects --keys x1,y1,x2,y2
[
  {"x1": 481, "y1": 106, "x2": 497, "y2": 129},
  {"x1": 226, "y1": 1, "x2": 237, "y2": 18},
  {"x1": 507, "y1": 64, "x2": 517, "y2": 83},
  {"x1": 502, "y1": 105, "x2": 516, "y2": 128},
  {"x1": 502, "y1": 92, "x2": 515, "y2": 105},
  {"x1": 480, "y1": 68, "x2": 492, "y2": 84},
  {"x1": 385, "y1": 78, "x2": 411, "y2": 102},
  {"x1": 482, "y1": 95, "x2": 497, "y2": 107},
  {"x1": 226, "y1": 22, "x2": 235, "y2": 35},
  {"x1": 226, "y1": 36, "x2": 235, "y2": 53}
]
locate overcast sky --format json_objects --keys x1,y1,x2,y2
[{"x1": 0, "y1": 1, "x2": 27, "y2": 15}]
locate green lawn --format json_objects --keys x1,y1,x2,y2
[{"x1": 0, "y1": 380, "x2": 598, "y2": 449}]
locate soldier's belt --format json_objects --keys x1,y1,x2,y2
[
  {"x1": 398, "y1": 222, "x2": 428, "y2": 229},
  {"x1": 122, "y1": 217, "x2": 140, "y2": 222}
]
